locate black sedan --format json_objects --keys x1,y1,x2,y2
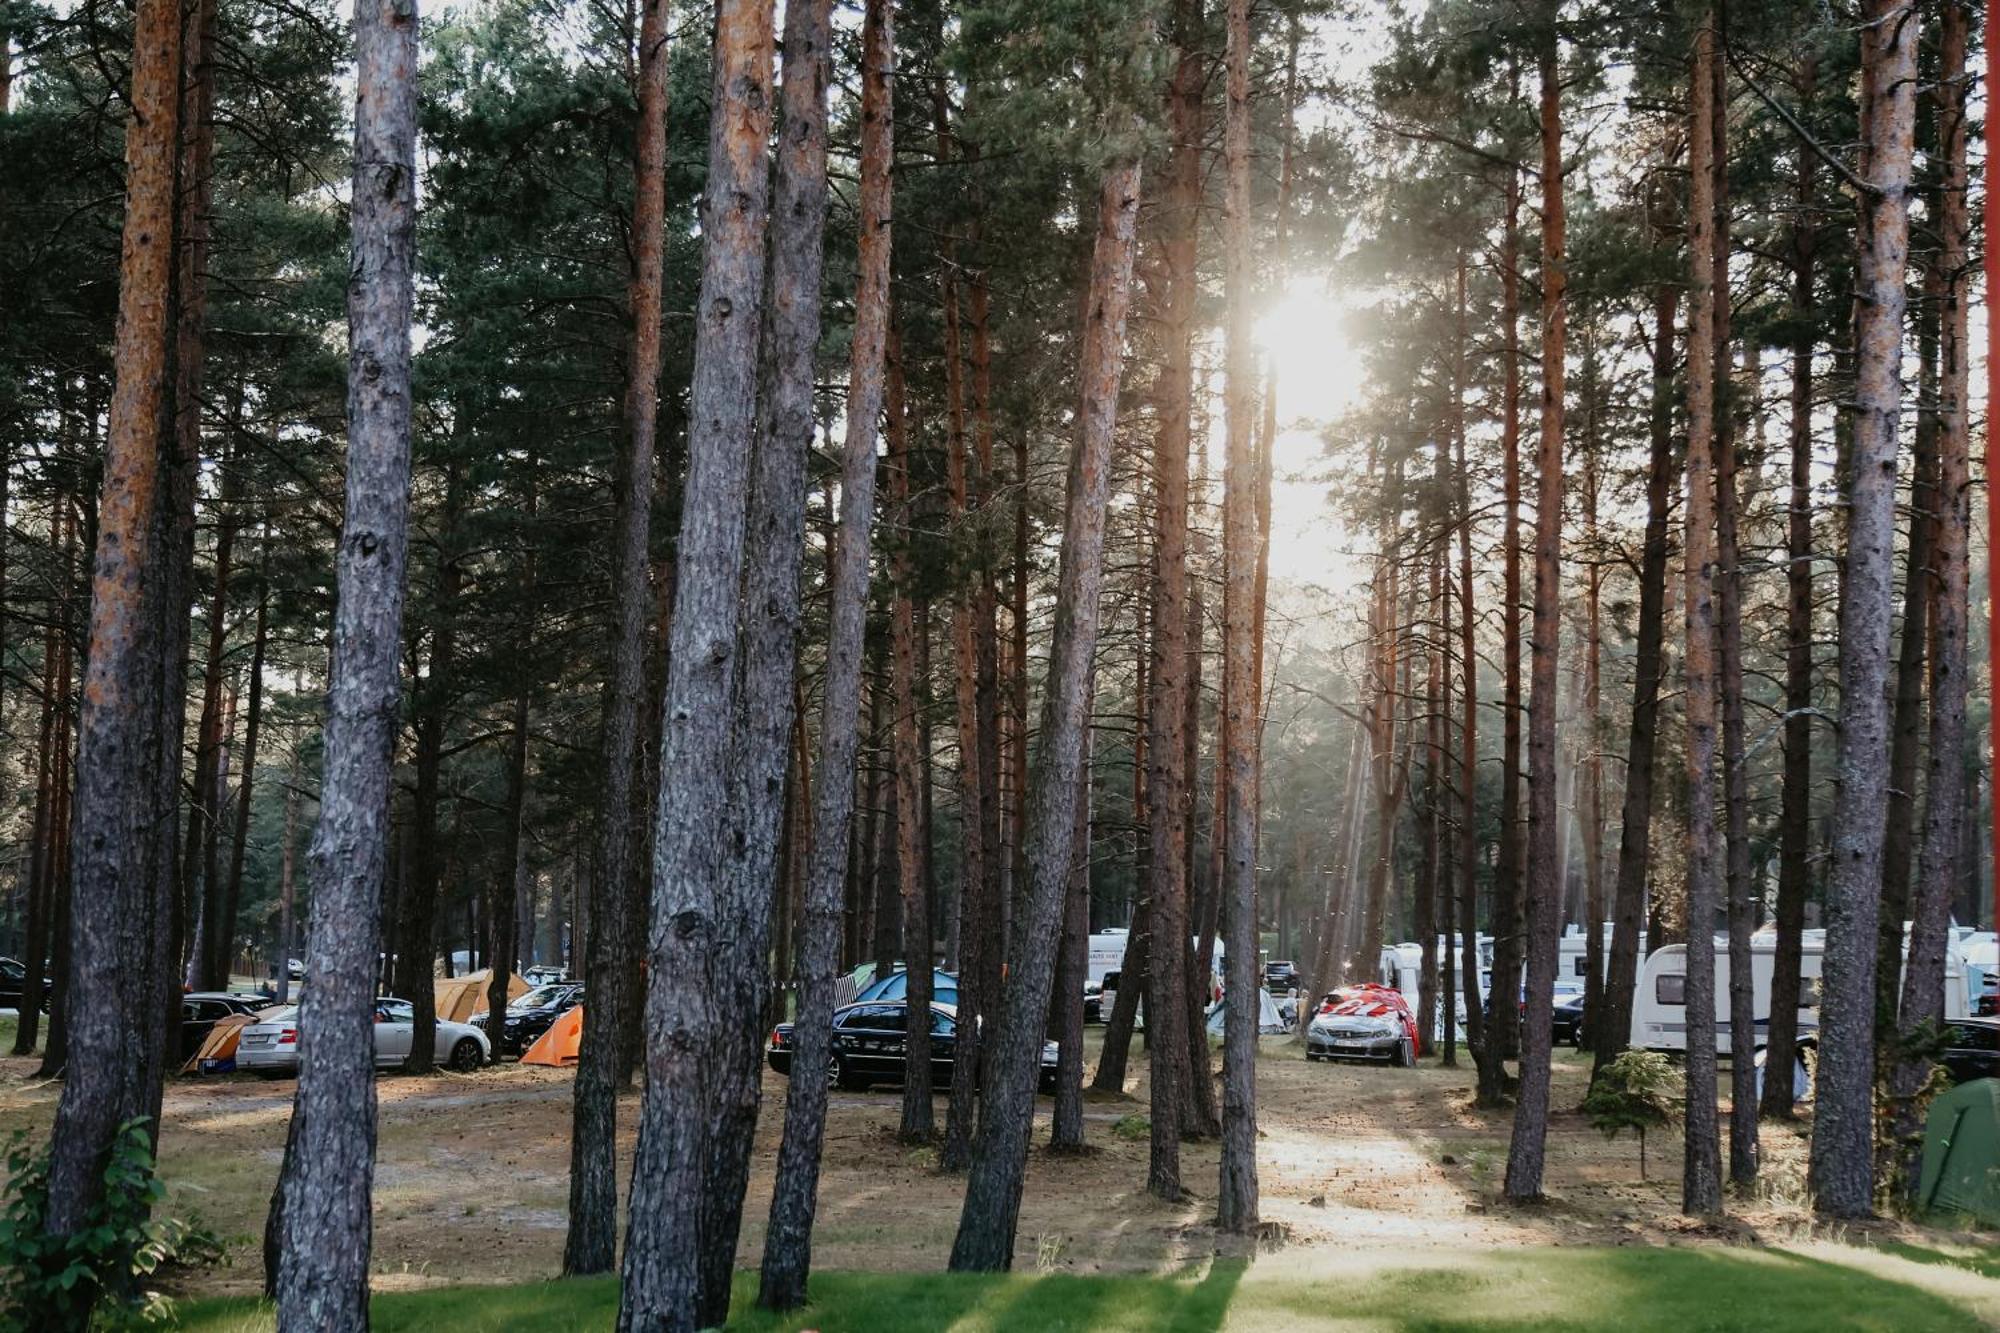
[
  {"x1": 1942, "y1": 1018, "x2": 2000, "y2": 1085},
  {"x1": 767, "y1": 1001, "x2": 1058, "y2": 1093},
  {"x1": 180, "y1": 991, "x2": 281, "y2": 1061},
  {"x1": 0, "y1": 957, "x2": 52, "y2": 1013},
  {"x1": 474, "y1": 982, "x2": 584, "y2": 1056},
  {"x1": 1551, "y1": 991, "x2": 1587, "y2": 1047}
]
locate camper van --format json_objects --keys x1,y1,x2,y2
[
  {"x1": 1556, "y1": 924, "x2": 1647, "y2": 987},
  {"x1": 1630, "y1": 927, "x2": 1966, "y2": 1055},
  {"x1": 1087, "y1": 929, "x2": 1129, "y2": 988},
  {"x1": 1379, "y1": 937, "x2": 1493, "y2": 1027}
]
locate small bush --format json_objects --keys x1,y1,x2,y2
[
  {"x1": 1110, "y1": 1114, "x2": 1150, "y2": 1142},
  {"x1": 1583, "y1": 1050, "x2": 1677, "y2": 1182},
  {"x1": 0, "y1": 1118, "x2": 223, "y2": 1332}
]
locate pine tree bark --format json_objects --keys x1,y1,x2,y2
[
  {"x1": 396, "y1": 465, "x2": 462, "y2": 1074},
  {"x1": 696, "y1": 0, "x2": 834, "y2": 1311},
  {"x1": 190, "y1": 430, "x2": 243, "y2": 991},
  {"x1": 1215, "y1": 0, "x2": 1260, "y2": 1235},
  {"x1": 44, "y1": 0, "x2": 184, "y2": 1243},
  {"x1": 1504, "y1": 25, "x2": 1565, "y2": 1202},
  {"x1": 1810, "y1": 0, "x2": 1918, "y2": 1220},
  {"x1": 1890, "y1": 0, "x2": 1968, "y2": 1194},
  {"x1": 1050, "y1": 734, "x2": 1091, "y2": 1151},
  {"x1": 1706, "y1": 36, "x2": 1758, "y2": 1186},
  {"x1": 1145, "y1": 0, "x2": 1202, "y2": 1198},
  {"x1": 274, "y1": 0, "x2": 418, "y2": 1319},
  {"x1": 949, "y1": 150, "x2": 1142, "y2": 1272},
  {"x1": 1762, "y1": 73, "x2": 1817, "y2": 1117},
  {"x1": 1491, "y1": 163, "x2": 1525, "y2": 1066},
  {"x1": 1596, "y1": 277, "x2": 1678, "y2": 1077},
  {"x1": 757, "y1": 0, "x2": 881, "y2": 1306},
  {"x1": 619, "y1": 0, "x2": 775, "y2": 1322},
  {"x1": 219, "y1": 542, "x2": 270, "y2": 985},
  {"x1": 1679, "y1": 14, "x2": 1724, "y2": 1218},
  {"x1": 564, "y1": 0, "x2": 669, "y2": 1275}
]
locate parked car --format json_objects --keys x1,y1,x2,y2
[
  {"x1": 1942, "y1": 1018, "x2": 2000, "y2": 1086},
  {"x1": 0, "y1": 957, "x2": 52, "y2": 1012},
  {"x1": 767, "y1": 1001, "x2": 1057, "y2": 1093},
  {"x1": 474, "y1": 982, "x2": 584, "y2": 1056},
  {"x1": 1550, "y1": 991, "x2": 1587, "y2": 1047},
  {"x1": 179, "y1": 991, "x2": 281, "y2": 1061},
  {"x1": 1083, "y1": 980, "x2": 1103, "y2": 1024},
  {"x1": 237, "y1": 997, "x2": 492, "y2": 1075},
  {"x1": 523, "y1": 965, "x2": 569, "y2": 987},
  {"x1": 1264, "y1": 960, "x2": 1301, "y2": 994},
  {"x1": 1305, "y1": 984, "x2": 1419, "y2": 1066},
  {"x1": 852, "y1": 968, "x2": 960, "y2": 1008}
]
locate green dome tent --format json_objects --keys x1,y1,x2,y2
[{"x1": 1920, "y1": 1078, "x2": 2000, "y2": 1225}]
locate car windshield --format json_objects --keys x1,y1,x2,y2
[
  {"x1": 380, "y1": 999, "x2": 415, "y2": 1024},
  {"x1": 513, "y1": 985, "x2": 567, "y2": 1010},
  {"x1": 260, "y1": 1007, "x2": 299, "y2": 1024},
  {"x1": 0, "y1": 958, "x2": 24, "y2": 980}
]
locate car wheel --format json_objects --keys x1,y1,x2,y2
[
  {"x1": 831, "y1": 1055, "x2": 864, "y2": 1091},
  {"x1": 449, "y1": 1038, "x2": 483, "y2": 1072},
  {"x1": 1391, "y1": 1038, "x2": 1410, "y2": 1068}
]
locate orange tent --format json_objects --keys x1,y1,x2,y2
[
  {"x1": 181, "y1": 1013, "x2": 258, "y2": 1075},
  {"x1": 521, "y1": 1004, "x2": 583, "y2": 1067}
]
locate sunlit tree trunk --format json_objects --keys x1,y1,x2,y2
[
  {"x1": 1679, "y1": 12, "x2": 1724, "y2": 1218},
  {"x1": 1810, "y1": 0, "x2": 1918, "y2": 1221},
  {"x1": 757, "y1": 0, "x2": 879, "y2": 1306},
  {"x1": 1890, "y1": 0, "x2": 1968, "y2": 1195},
  {"x1": 618, "y1": 0, "x2": 776, "y2": 1322},
  {"x1": 274, "y1": 0, "x2": 419, "y2": 1319},
  {"x1": 564, "y1": 0, "x2": 670, "y2": 1274},
  {"x1": 1504, "y1": 21, "x2": 1566, "y2": 1203},
  {"x1": 950, "y1": 149, "x2": 1142, "y2": 1273}
]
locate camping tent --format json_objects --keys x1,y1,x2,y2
[
  {"x1": 181, "y1": 1013, "x2": 258, "y2": 1075},
  {"x1": 1920, "y1": 1078, "x2": 2000, "y2": 1224},
  {"x1": 434, "y1": 969, "x2": 530, "y2": 1024},
  {"x1": 522, "y1": 1005, "x2": 584, "y2": 1067},
  {"x1": 1205, "y1": 987, "x2": 1289, "y2": 1037}
]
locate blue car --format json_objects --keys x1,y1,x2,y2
[{"x1": 854, "y1": 967, "x2": 959, "y2": 1008}]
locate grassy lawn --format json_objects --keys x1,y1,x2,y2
[{"x1": 170, "y1": 1245, "x2": 1987, "y2": 1331}]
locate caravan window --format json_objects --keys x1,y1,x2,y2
[
  {"x1": 1573, "y1": 957, "x2": 1588, "y2": 976},
  {"x1": 1656, "y1": 973, "x2": 1685, "y2": 1006}
]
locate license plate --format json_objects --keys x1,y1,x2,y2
[
  {"x1": 244, "y1": 1034, "x2": 270, "y2": 1046},
  {"x1": 1335, "y1": 1039, "x2": 1368, "y2": 1048}
]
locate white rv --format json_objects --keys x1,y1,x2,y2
[
  {"x1": 1630, "y1": 927, "x2": 1965, "y2": 1055},
  {"x1": 1086, "y1": 929, "x2": 1129, "y2": 988}
]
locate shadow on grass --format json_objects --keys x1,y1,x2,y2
[{"x1": 168, "y1": 1245, "x2": 1974, "y2": 1331}]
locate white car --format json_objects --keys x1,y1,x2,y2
[{"x1": 236, "y1": 997, "x2": 491, "y2": 1074}]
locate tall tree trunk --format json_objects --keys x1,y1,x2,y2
[
  {"x1": 695, "y1": 0, "x2": 834, "y2": 1312},
  {"x1": 1762, "y1": 68, "x2": 1817, "y2": 1117},
  {"x1": 488, "y1": 689, "x2": 530, "y2": 1045},
  {"x1": 564, "y1": 0, "x2": 669, "y2": 1275},
  {"x1": 619, "y1": 0, "x2": 775, "y2": 1322},
  {"x1": 1216, "y1": 0, "x2": 1260, "y2": 1235},
  {"x1": 190, "y1": 424, "x2": 243, "y2": 991},
  {"x1": 1492, "y1": 162, "x2": 1525, "y2": 1066},
  {"x1": 1810, "y1": 0, "x2": 1918, "y2": 1221},
  {"x1": 757, "y1": 0, "x2": 880, "y2": 1307},
  {"x1": 1596, "y1": 278, "x2": 1678, "y2": 1077},
  {"x1": 1707, "y1": 29, "x2": 1757, "y2": 1184},
  {"x1": 1679, "y1": 13, "x2": 1724, "y2": 1218},
  {"x1": 274, "y1": 0, "x2": 418, "y2": 1318},
  {"x1": 1891, "y1": 0, "x2": 1968, "y2": 1195},
  {"x1": 1453, "y1": 251, "x2": 1500, "y2": 1100},
  {"x1": 1183, "y1": 453, "x2": 1220, "y2": 1139},
  {"x1": 1416, "y1": 542, "x2": 1443, "y2": 1056},
  {"x1": 219, "y1": 541, "x2": 270, "y2": 986},
  {"x1": 1504, "y1": 24, "x2": 1565, "y2": 1203},
  {"x1": 1050, "y1": 727, "x2": 1091, "y2": 1151},
  {"x1": 1146, "y1": 0, "x2": 1202, "y2": 1199},
  {"x1": 44, "y1": 0, "x2": 184, "y2": 1247},
  {"x1": 949, "y1": 149, "x2": 1142, "y2": 1273},
  {"x1": 887, "y1": 318, "x2": 936, "y2": 1144},
  {"x1": 1579, "y1": 317, "x2": 1606, "y2": 1055},
  {"x1": 397, "y1": 465, "x2": 463, "y2": 1075}
]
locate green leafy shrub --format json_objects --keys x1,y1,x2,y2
[
  {"x1": 0, "y1": 1118, "x2": 223, "y2": 1331},
  {"x1": 1583, "y1": 1050, "x2": 1677, "y2": 1181}
]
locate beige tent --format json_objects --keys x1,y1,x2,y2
[
  {"x1": 181, "y1": 1012, "x2": 258, "y2": 1074},
  {"x1": 434, "y1": 969, "x2": 530, "y2": 1024}
]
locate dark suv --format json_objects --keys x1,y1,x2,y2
[
  {"x1": 768, "y1": 1002, "x2": 1057, "y2": 1093},
  {"x1": 475, "y1": 982, "x2": 584, "y2": 1056}
]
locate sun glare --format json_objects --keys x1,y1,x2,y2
[{"x1": 1255, "y1": 287, "x2": 1368, "y2": 427}]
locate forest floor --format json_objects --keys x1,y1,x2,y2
[{"x1": 0, "y1": 1030, "x2": 1992, "y2": 1321}]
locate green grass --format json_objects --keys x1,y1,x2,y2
[{"x1": 168, "y1": 1245, "x2": 1987, "y2": 1332}]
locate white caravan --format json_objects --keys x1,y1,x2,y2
[
  {"x1": 1630, "y1": 927, "x2": 1965, "y2": 1055},
  {"x1": 1087, "y1": 929, "x2": 1129, "y2": 988}
]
